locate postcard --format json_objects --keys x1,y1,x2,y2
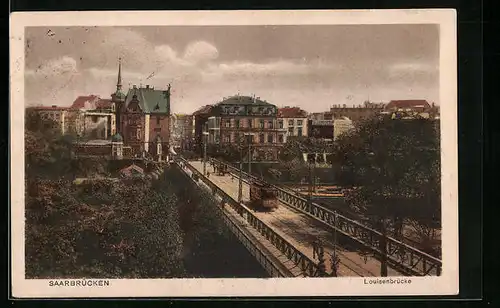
[{"x1": 10, "y1": 9, "x2": 458, "y2": 298}]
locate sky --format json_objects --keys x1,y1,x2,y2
[{"x1": 24, "y1": 25, "x2": 439, "y2": 114}]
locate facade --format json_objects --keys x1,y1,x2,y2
[
  {"x1": 65, "y1": 95, "x2": 100, "y2": 136},
  {"x1": 192, "y1": 105, "x2": 213, "y2": 153},
  {"x1": 100, "y1": 58, "x2": 172, "y2": 161},
  {"x1": 171, "y1": 114, "x2": 193, "y2": 150},
  {"x1": 27, "y1": 105, "x2": 68, "y2": 134},
  {"x1": 308, "y1": 119, "x2": 334, "y2": 140},
  {"x1": 330, "y1": 101, "x2": 385, "y2": 123},
  {"x1": 66, "y1": 95, "x2": 116, "y2": 139},
  {"x1": 117, "y1": 84, "x2": 171, "y2": 160},
  {"x1": 277, "y1": 107, "x2": 308, "y2": 142},
  {"x1": 333, "y1": 116, "x2": 355, "y2": 141},
  {"x1": 206, "y1": 95, "x2": 283, "y2": 161},
  {"x1": 309, "y1": 112, "x2": 333, "y2": 121}
]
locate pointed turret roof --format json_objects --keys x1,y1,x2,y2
[{"x1": 112, "y1": 57, "x2": 126, "y2": 102}]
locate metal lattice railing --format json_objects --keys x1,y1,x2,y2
[
  {"x1": 176, "y1": 156, "x2": 326, "y2": 277},
  {"x1": 209, "y1": 158, "x2": 442, "y2": 276}
]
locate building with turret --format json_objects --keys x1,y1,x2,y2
[{"x1": 109, "y1": 59, "x2": 171, "y2": 160}]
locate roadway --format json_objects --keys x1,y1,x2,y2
[{"x1": 192, "y1": 160, "x2": 403, "y2": 277}]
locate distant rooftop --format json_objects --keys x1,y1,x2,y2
[{"x1": 217, "y1": 95, "x2": 273, "y2": 106}]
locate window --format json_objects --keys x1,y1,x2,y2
[
  {"x1": 288, "y1": 119, "x2": 294, "y2": 126},
  {"x1": 297, "y1": 120, "x2": 303, "y2": 126},
  {"x1": 278, "y1": 134, "x2": 284, "y2": 143},
  {"x1": 268, "y1": 121, "x2": 273, "y2": 129},
  {"x1": 297, "y1": 127, "x2": 303, "y2": 136},
  {"x1": 92, "y1": 116, "x2": 98, "y2": 123},
  {"x1": 288, "y1": 127, "x2": 294, "y2": 135},
  {"x1": 259, "y1": 119, "x2": 265, "y2": 129},
  {"x1": 267, "y1": 134, "x2": 273, "y2": 143},
  {"x1": 224, "y1": 135, "x2": 230, "y2": 143},
  {"x1": 137, "y1": 129, "x2": 141, "y2": 139},
  {"x1": 259, "y1": 134, "x2": 265, "y2": 143},
  {"x1": 224, "y1": 119, "x2": 231, "y2": 128},
  {"x1": 156, "y1": 116, "x2": 161, "y2": 125},
  {"x1": 248, "y1": 119, "x2": 253, "y2": 128},
  {"x1": 235, "y1": 119, "x2": 240, "y2": 128},
  {"x1": 278, "y1": 120, "x2": 284, "y2": 128}
]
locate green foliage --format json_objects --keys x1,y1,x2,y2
[
  {"x1": 333, "y1": 116, "x2": 441, "y2": 255},
  {"x1": 24, "y1": 109, "x2": 186, "y2": 278}
]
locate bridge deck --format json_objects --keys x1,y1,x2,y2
[
  {"x1": 192, "y1": 161, "x2": 404, "y2": 277},
  {"x1": 182, "y1": 162, "x2": 305, "y2": 277}
]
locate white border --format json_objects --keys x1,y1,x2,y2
[{"x1": 10, "y1": 9, "x2": 458, "y2": 298}]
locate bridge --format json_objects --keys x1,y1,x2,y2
[{"x1": 172, "y1": 154, "x2": 442, "y2": 278}]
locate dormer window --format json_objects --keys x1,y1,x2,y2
[{"x1": 154, "y1": 103, "x2": 160, "y2": 111}]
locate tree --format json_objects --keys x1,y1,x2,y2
[{"x1": 333, "y1": 116, "x2": 441, "y2": 274}]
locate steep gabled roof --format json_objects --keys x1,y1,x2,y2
[
  {"x1": 125, "y1": 87, "x2": 170, "y2": 114},
  {"x1": 386, "y1": 100, "x2": 431, "y2": 110}
]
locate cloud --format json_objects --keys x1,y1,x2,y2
[
  {"x1": 389, "y1": 62, "x2": 438, "y2": 75},
  {"x1": 26, "y1": 56, "x2": 78, "y2": 77},
  {"x1": 202, "y1": 60, "x2": 339, "y2": 82},
  {"x1": 183, "y1": 41, "x2": 219, "y2": 64}
]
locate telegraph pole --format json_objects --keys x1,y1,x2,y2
[
  {"x1": 248, "y1": 143, "x2": 251, "y2": 175},
  {"x1": 203, "y1": 131, "x2": 208, "y2": 176},
  {"x1": 238, "y1": 139, "x2": 243, "y2": 203}
]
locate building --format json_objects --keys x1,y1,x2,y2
[
  {"x1": 333, "y1": 116, "x2": 355, "y2": 141},
  {"x1": 308, "y1": 119, "x2": 334, "y2": 140},
  {"x1": 171, "y1": 114, "x2": 193, "y2": 150},
  {"x1": 205, "y1": 95, "x2": 283, "y2": 162},
  {"x1": 384, "y1": 100, "x2": 441, "y2": 120},
  {"x1": 72, "y1": 133, "x2": 130, "y2": 159},
  {"x1": 66, "y1": 95, "x2": 116, "y2": 139},
  {"x1": 95, "y1": 58, "x2": 172, "y2": 161},
  {"x1": 277, "y1": 107, "x2": 308, "y2": 142},
  {"x1": 192, "y1": 105, "x2": 213, "y2": 153},
  {"x1": 385, "y1": 100, "x2": 431, "y2": 113},
  {"x1": 27, "y1": 105, "x2": 68, "y2": 134},
  {"x1": 330, "y1": 101, "x2": 385, "y2": 123},
  {"x1": 117, "y1": 84, "x2": 171, "y2": 160},
  {"x1": 309, "y1": 112, "x2": 333, "y2": 121}
]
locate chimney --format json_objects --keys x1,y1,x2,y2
[{"x1": 133, "y1": 85, "x2": 137, "y2": 89}]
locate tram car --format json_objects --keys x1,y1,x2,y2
[
  {"x1": 214, "y1": 161, "x2": 229, "y2": 176},
  {"x1": 249, "y1": 179, "x2": 279, "y2": 211}
]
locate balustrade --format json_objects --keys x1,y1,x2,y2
[{"x1": 209, "y1": 158, "x2": 442, "y2": 276}]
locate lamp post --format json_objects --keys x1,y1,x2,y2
[
  {"x1": 238, "y1": 147, "x2": 243, "y2": 203},
  {"x1": 237, "y1": 132, "x2": 255, "y2": 203},
  {"x1": 302, "y1": 152, "x2": 313, "y2": 210},
  {"x1": 203, "y1": 131, "x2": 209, "y2": 176},
  {"x1": 243, "y1": 132, "x2": 254, "y2": 175}
]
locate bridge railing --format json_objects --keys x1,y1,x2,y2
[
  {"x1": 209, "y1": 158, "x2": 442, "y2": 277},
  {"x1": 176, "y1": 156, "x2": 327, "y2": 277}
]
